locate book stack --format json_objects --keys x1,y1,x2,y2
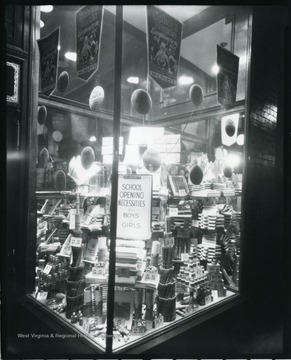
[
  {"x1": 206, "y1": 263, "x2": 226, "y2": 297},
  {"x1": 215, "y1": 213, "x2": 225, "y2": 228},
  {"x1": 176, "y1": 256, "x2": 208, "y2": 290},
  {"x1": 198, "y1": 205, "x2": 217, "y2": 230},
  {"x1": 218, "y1": 204, "x2": 232, "y2": 229},
  {"x1": 200, "y1": 182, "x2": 212, "y2": 191},
  {"x1": 188, "y1": 184, "x2": 200, "y2": 193},
  {"x1": 115, "y1": 245, "x2": 146, "y2": 285},
  {"x1": 222, "y1": 188, "x2": 235, "y2": 197},
  {"x1": 197, "y1": 234, "x2": 218, "y2": 263},
  {"x1": 202, "y1": 234, "x2": 217, "y2": 263},
  {"x1": 212, "y1": 182, "x2": 226, "y2": 191}
]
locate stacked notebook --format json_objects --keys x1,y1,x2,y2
[{"x1": 115, "y1": 243, "x2": 146, "y2": 285}]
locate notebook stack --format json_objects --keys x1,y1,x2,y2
[{"x1": 115, "y1": 244, "x2": 146, "y2": 285}]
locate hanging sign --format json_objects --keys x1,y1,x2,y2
[
  {"x1": 147, "y1": 6, "x2": 182, "y2": 89},
  {"x1": 76, "y1": 5, "x2": 103, "y2": 82},
  {"x1": 217, "y1": 45, "x2": 240, "y2": 110},
  {"x1": 117, "y1": 174, "x2": 152, "y2": 240},
  {"x1": 37, "y1": 28, "x2": 60, "y2": 96}
]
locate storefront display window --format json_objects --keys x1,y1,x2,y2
[{"x1": 30, "y1": 5, "x2": 248, "y2": 353}]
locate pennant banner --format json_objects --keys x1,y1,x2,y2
[
  {"x1": 37, "y1": 28, "x2": 60, "y2": 96},
  {"x1": 76, "y1": 5, "x2": 103, "y2": 82},
  {"x1": 147, "y1": 6, "x2": 182, "y2": 89},
  {"x1": 217, "y1": 45, "x2": 240, "y2": 110}
]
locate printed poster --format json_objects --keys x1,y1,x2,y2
[
  {"x1": 117, "y1": 174, "x2": 152, "y2": 240},
  {"x1": 76, "y1": 5, "x2": 103, "y2": 82},
  {"x1": 217, "y1": 44, "x2": 240, "y2": 110},
  {"x1": 147, "y1": 6, "x2": 182, "y2": 89},
  {"x1": 37, "y1": 27, "x2": 60, "y2": 96}
]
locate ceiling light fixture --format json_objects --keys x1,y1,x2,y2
[
  {"x1": 178, "y1": 76, "x2": 194, "y2": 85},
  {"x1": 211, "y1": 64, "x2": 220, "y2": 75},
  {"x1": 40, "y1": 5, "x2": 53, "y2": 13},
  {"x1": 40, "y1": 20, "x2": 44, "y2": 28},
  {"x1": 127, "y1": 76, "x2": 139, "y2": 84},
  {"x1": 89, "y1": 136, "x2": 97, "y2": 142},
  {"x1": 65, "y1": 52, "x2": 77, "y2": 62}
]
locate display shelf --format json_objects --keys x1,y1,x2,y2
[
  {"x1": 36, "y1": 191, "x2": 77, "y2": 199},
  {"x1": 36, "y1": 191, "x2": 109, "y2": 200},
  {"x1": 167, "y1": 214, "x2": 192, "y2": 218},
  {"x1": 190, "y1": 190, "x2": 241, "y2": 198}
]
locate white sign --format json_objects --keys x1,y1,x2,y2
[
  {"x1": 43, "y1": 264, "x2": 52, "y2": 275},
  {"x1": 70, "y1": 236, "x2": 82, "y2": 247},
  {"x1": 117, "y1": 175, "x2": 152, "y2": 240}
]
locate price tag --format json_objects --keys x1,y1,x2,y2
[
  {"x1": 92, "y1": 266, "x2": 105, "y2": 276},
  {"x1": 168, "y1": 207, "x2": 178, "y2": 216},
  {"x1": 69, "y1": 209, "x2": 76, "y2": 230},
  {"x1": 131, "y1": 325, "x2": 146, "y2": 336},
  {"x1": 115, "y1": 318, "x2": 125, "y2": 327},
  {"x1": 178, "y1": 189, "x2": 186, "y2": 196},
  {"x1": 212, "y1": 290, "x2": 218, "y2": 301},
  {"x1": 36, "y1": 291, "x2": 48, "y2": 301},
  {"x1": 181, "y1": 253, "x2": 189, "y2": 262},
  {"x1": 60, "y1": 243, "x2": 71, "y2": 256},
  {"x1": 154, "y1": 315, "x2": 164, "y2": 329},
  {"x1": 145, "y1": 266, "x2": 158, "y2": 282},
  {"x1": 117, "y1": 267, "x2": 130, "y2": 278},
  {"x1": 70, "y1": 236, "x2": 82, "y2": 247},
  {"x1": 185, "y1": 304, "x2": 197, "y2": 316},
  {"x1": 192, "y1": 219, "x2": 200, "y2": 228},
  {"x1": 96, "y1": 261, "x2": 106, "y2": 267},
  {"x1": 164, "y1": 237, "x2": 175, "y2": 247},
  {"x1": 43, "y1": 264, "x2": 52, "y2": 275}
]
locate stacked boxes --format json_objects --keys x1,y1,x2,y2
[
  {"x1": 206, "y1": 263, "x2": 226, "y2": 297},
  {"x1": 176, "y1": 255, "x2": 208, "y2": 289}
]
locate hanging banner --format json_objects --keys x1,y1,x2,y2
[
  {"x1": 217, "y1": 45, "x2": 240, "y2": 110},
  {"x1": 147, "y1": 6, "x2": 182, "y2": 89},
  {"x1": 117, "y1": 174, "x2": 152, "y2": 240},
  {"x1": 37, "y1": 28, "x2": 60, "y2": 96},
  {"x1": 76, "y1": 5, "x2": 103, "y2": 82}
]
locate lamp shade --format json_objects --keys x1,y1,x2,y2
[
  {"x1": 81, "y1": 146, "x2": 95, "y2": 170},
  {"x1": 189, "y1": 164, "x2": 203, "y2": 185},
  {"x1": 189, "y1": 84, "x2": 203, "y2": 106},
  {"x1": 223, "y1": 165, "x2": 233, "y2": 178},
  {"x1": 143, "y1": 148, "x2": 161, "y2": 172},
  {"x1": 131, "y1": 89, "x2": 152, "y2": 115},
  {"x1": 57, "y1": 71, "x2": 69, "y2": 93},
  {"x1": 38, "y1": 105, "x2": 47, "y2": 125},
  {"x1": 38, "y1": 147, "x2": 50, "y2": 167},
  {"x1": 89, "y1": 86, "x2": 104, "y2": 111}
]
